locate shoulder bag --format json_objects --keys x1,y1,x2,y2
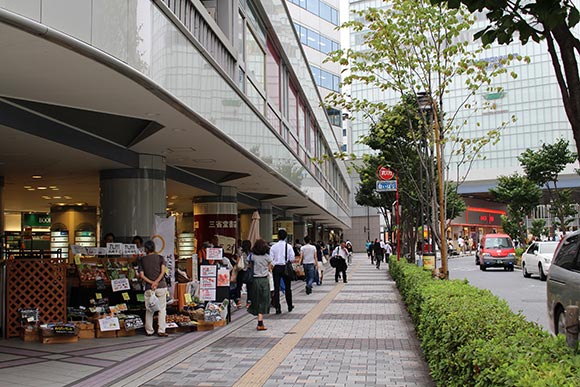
[
  {"x1": 284, "y1": 242, "x2": 297, "y2": 281},
  {"x1": 242, "y1": 253, "x2": 254, "y2": 284}
]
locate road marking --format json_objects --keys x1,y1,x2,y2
[{"x1": 233, "y1": 262, "x2": 361, "y2": 387}]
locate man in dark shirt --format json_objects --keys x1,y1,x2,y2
[{"x1": 139, "y1": 240, "x2": 168, "y2": 337}]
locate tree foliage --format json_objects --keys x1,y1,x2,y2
[
  {"x1": 325, "y1": 0, "x2": 518, "y2": 253},
  {"x1": 490, "y1": 174, "x2": 542, "y2": 245},
  {"x1": 432, "y1": 0, "x2": 580, "y2": 163},
  {"x1": 518, "y1": 138, "x2": 577, "y2": 232}
]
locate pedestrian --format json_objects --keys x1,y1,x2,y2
[
  {"x1": 299, "y1": 236, "x2": 318, "y2": 294},
  {"x1": 458, "y1": 235, "x2": 465, "y2": 254},
  {"x1": 384, "y1": 241, "x2": 393, "y2": 264},
  {"x1": 139, "y1": 240, "x2": 168, "y2": 337},
  {"x1": 236, "y1": 240, "x2": 252, "y2": 308},
  {"x1": 332, "y1": 240, "x2": 349, "y2": 283},
  {"x1": 316, "y1": 241, "x2": 324, "y2": 285},
  {"x1": 246, "y1": 239, "x2": 273, "y2": 331},
  {"x1": 374, "y1": 239, "x2": 383, "y2": 269},
  {"x1": 345, "y1": 240, "x2": 353, "y2": 265},
  {"x1": 270, "y1": 229, "x2": 295, "y2": 314},
  {"x1": 366, "y1": 239, "x2": 373, "y2": 262}
]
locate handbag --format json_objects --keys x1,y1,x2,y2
[
  {"x1": 284, "y1": 242, "x2": 297, "y2": 280},
  {"x1": 236, "y1": 253, "x2": 246, "y2": 271},
  {"x1": 322, "y1": 256, "x2": 328, "y2": 265},
  {"x1": 146, "y1": 290, "x2": 161, "y2": 312},
  {"x1": 242, "y1": 253, "x2": 254, "y2": 284}
]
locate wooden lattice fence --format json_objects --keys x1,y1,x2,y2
[{"x1": 5, "y1": 259, "x2": 67, "y2": 338}]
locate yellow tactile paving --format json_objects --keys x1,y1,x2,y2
[{"x1": 233, "y1": 261, "x2": 361, "y2": 387}]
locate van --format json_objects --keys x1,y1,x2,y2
[
  {"x1": 547, "y1": 230, "x2": 580, "y2": 335},
  {"x1": 477, "y1": 233, "x2": 516, "y2": 271}
]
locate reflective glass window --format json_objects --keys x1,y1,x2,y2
[
  {"x1": 319, "y1": 36, "x2": 331, "y2": 54},
  {"x1": 266, "y1": 40, "x2": 280, "y2": 108},
  {"x1": 246, "y1": 30, "x2": 265, "y2": 89},
  {"x1": 307, "y1": 29, "x2": 320, "y2": 51},
  {"x1": 320, "y1": 2, "x2": 332, "y2": 21},
  {"x1": 288, "y1": 84, "x2": 298, "y2": 129},
  {"x1": 307, "y1": 0, "x2": 319, "y2": 14}
]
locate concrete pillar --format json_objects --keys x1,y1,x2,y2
[
  {"x1": 294, "y1": 219, "x2": 306, "y2": 244},
  {"x1": 193, "y1": 186, "x2": 238, "y2": 258},
  {"x1": 100, "y1": 155, "x2": 166, "y2": 244},
  {"x1": 259, "y1": 202, "x2": 273, "y2": 243}
]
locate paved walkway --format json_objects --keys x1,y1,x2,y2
[{"x1": 0, "y1": 254, "x2": 434, "y2": 387}]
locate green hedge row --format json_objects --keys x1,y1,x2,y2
[{"x1": 388, "y1": 256, "x2": 580, "y2": 387}]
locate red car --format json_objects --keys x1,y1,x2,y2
[{"x1": 477, "y1": 233, "x2": 516, "y2": 271}]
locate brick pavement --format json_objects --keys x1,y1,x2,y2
[{"x1": 137, "y1": 254, "x2": 434, "y2": 387}]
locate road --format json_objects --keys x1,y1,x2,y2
[{"x1": 447, "y1": 254, "x2": 550, "y2": 332}]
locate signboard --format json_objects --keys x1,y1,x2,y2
[
  {"x1": 111, "y1": 278, "x2": 131, "y2": 292},
  {"x1": 376, "y1": 180, "x2": 398, "y2": 192},
  {"x1": 467, "y1": 209, "x2": 504, "y2": 226},
  {"x1": 376, "y1": 166, "x2": 395, "y2": 181},
  {"x1": 200, "y1": 264, "x2": 217, "y2": 301},
  {"x1": 22, "y1": 213, "x2": 51, "y2": 228},
  {"x1": 106, "y1": 243, "x2": 123, "y2": 256},
  {"x1": 206, "y1": 248, "x2": 223, "y2": 261}
]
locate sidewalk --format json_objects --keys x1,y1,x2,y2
[{"x1": 0, "y1": 254, "x2": 434, "y2": 387}]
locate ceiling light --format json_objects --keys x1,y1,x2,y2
[
  {"x1": 24, "y1": 185, "x2": 32, "y2": 189},
  {"x1": 57, "y1": 203, "x2": 66, "y2": 206},
  {"x1": 41, "y1": 196, "x2": 51, "y2": 200},
  {"x1": 49, "y1": 186, "x2": 57, "y2": 189},
  {"x1": 51, "y1": 188, "x2": 59, "y2": 191},
  {"x1": 64, "y1": 196, "x2": 72, "y2": 200},
  {"x1": 32, "y1": 175, "x2": 42, "y2": 179},
  {"x1": 170, "y1": 195, "x2": 178, "y2": 200},
  {"x1": 76, "y1": 203, "x2": 85, "y2": 206},
  {"x1": 37, "y1": 186, "x2": 47, "y2": 190},
  {"x1": 53, "y1": 196, "x2": 62, "y2": 199},
  {"x1": 168, "y1": 202, "x2": 174, "y2": 206},
  {"x1": 27, "y1": 188, "x2": 35, "y2": 191}
]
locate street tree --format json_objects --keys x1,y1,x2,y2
[
  {"x1": 518, "y1": 139, "x2": 578, "y2": 233},
  {"x1": 530, "y1": 218, "x2": 547, "y2": 241},
  {"x1": 432, "y1": 0, "x2": 580, "y2": 163},
  {"x1": 325, "y1": 0, "x2": 517, "y2": 274},
  {"x1": 489, "y1": 174, "x2": 542, "y2": 245}
]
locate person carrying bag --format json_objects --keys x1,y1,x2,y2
[{"x1": 271, "y1": 229, "x2": 295, "y2": 314}]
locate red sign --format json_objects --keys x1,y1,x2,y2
[{"x1": 377, "y1": 166, "x2": 395, "y2": 181}]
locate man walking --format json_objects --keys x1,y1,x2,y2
[
  {"x1": 332, "y1": 240, "x2": 349, "y2": 283},
  {"x1": 270, "y1": 229, "x2": 295, "y2": 314},
  {"x1": 299, "y1": 236, "x2": 318, "y2": 294},
  {"x1": 374, "y1": 239, "x2": 384, "y2": 269}
]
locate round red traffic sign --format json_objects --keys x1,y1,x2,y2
[{"x1": 377, "y1": 166, "x2": 395, "y2": 181}]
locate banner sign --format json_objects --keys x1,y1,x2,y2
[{"x1": 153, "y1": 215, "x2": 176, "y2": 299}]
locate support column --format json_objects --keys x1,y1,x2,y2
[
  {"x1": 259, "y1": 202, "x2": 273, "y2": 243},
  {"x1": 0, "y1": 176, "x2": 4, "y2": 256},
  {"x1": 100, "y1": 155, "x2": 166, "y2": 244},
  {"x1": 294, "y1": 219, "x2": 306, "y2": 244},
  {"x1": 193, "y1": 186, "x2": 238, "y2": 258}
]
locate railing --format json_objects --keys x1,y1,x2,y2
[{"x1": 160, "y1": 0, "x2": 237, "y2": 80}]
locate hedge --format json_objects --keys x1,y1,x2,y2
[{"x1": 388, "y1": 256, "x2": 580, "y2": 387}]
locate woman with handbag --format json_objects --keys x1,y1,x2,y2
[
  {"x1": 234, "y1": 240, "x2": 251, "y2": 307},
  {"x1": 246, "y1": 239, "x2": 272, "y2": 331}
]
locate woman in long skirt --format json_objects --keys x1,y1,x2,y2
[{"x1": 247, "y1": 239, "x2": 273, "y2": 330}]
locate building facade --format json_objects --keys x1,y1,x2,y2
[{"x1": 0, "y1": 0, "x2": 352, "y2": 251}]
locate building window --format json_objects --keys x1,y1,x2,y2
[
  {"x1": 310, "y1": 65, "x2": 340, "y2": 92},
  {"x1": 266, "y1": 40, "x2": 280, "y2": 109},
  {"x1": 288, "y1": 0, "x2": 340, "y2": 26},
  {"x1": 246, "y1": 30, "x2": 265, "y2": 89},
  {"x1": 327, "y1": 108, "x2": 342, "y2": 127},
  {"x1": 294, "y1": 23, "x2": 340, "y2": 54}
]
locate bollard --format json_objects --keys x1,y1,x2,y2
[{"x1": 565, "y1": 305, "x2": 579, "y2": 350}]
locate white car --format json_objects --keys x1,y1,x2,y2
[{"x1": 521, "y1": 241, "x2": 559, "y2": 281}]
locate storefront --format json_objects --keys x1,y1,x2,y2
[{"x1": 449, "y1": 206, "x2": 506, "y2": 243}]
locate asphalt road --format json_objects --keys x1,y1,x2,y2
[{"x1": 447, "y1": 254, "x2": 550, "y2": 332}]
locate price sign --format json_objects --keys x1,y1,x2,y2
[
  {"x1": 122, "y1": 292, "x2": 131, "y2": 301},
  {"x1": 95, "y1": 293, "x2": 102, "y2": 300},
  {"x1": 376, "y1": 180, "x2": 398, "y2": 192},
  {"x1": 106, "y1": 243, "x2": 123, "y2": 256}
]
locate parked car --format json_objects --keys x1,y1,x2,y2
[
  {"x1": 521, "y1": 241, "x2": 559, "y2": 281},
  {"x1": 478, "y1": 233, "x2": 516, "y2": 271},
  {"x1": 547, "y1": 230, "x2": 580, "y2": 335}
]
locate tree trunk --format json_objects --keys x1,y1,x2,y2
[{"x1": 547, "y1": 25, "x2": 580, "y2": 163}]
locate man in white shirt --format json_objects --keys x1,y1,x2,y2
[
  {"x1": 270, "y1": 229, "x2": 295, "y2": 314},
  {"x1": 332, "y1": 241, "x2": 349, "y2": 283},
  {"x1": 384, "y1": 241, "x2": 393, "y2": 264},
  {"x1": 299, "y1": 236, "x2": 318, "y2": 295}
]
